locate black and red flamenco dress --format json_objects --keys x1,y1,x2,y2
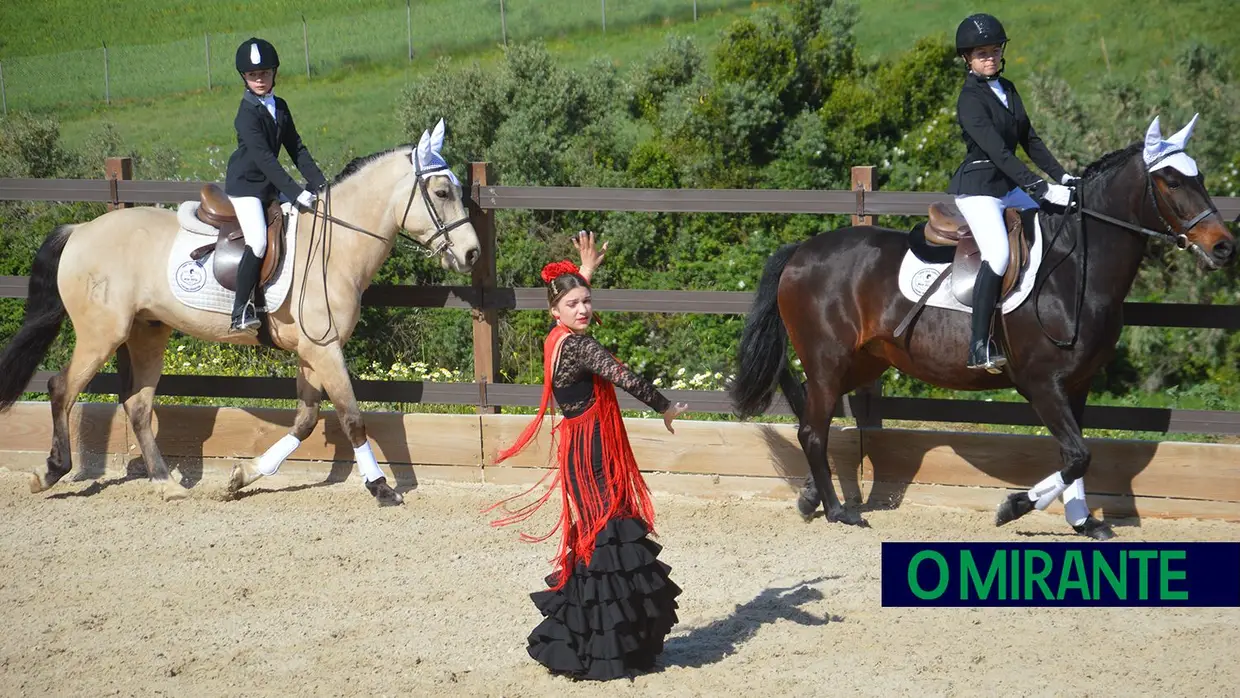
[{"x1": 487, "y1": 324, "x2": 681, "y2": 680}]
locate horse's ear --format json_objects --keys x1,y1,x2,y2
[
  {"x1": 429, "y1": 119, "x2": 446, "y2": 155},
  {"x1": 417, "y1": 128, "x2": 432, "y2": 159},
  {"x1": 1168, "y1": 113, "x2": 1199, "y2": 150},
  {"x1": 1144, "y1": 116, "x2": 1164, "y2": 157}
]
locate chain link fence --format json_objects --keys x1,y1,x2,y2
[{"x1": 0, "y1": 0, "x2": 749, "y2": 113}]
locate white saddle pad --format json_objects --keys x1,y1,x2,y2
[
  {"x1": 167, "y1": 201, "x2": 298, "y2": 315},
  {"x1": 897, "y1": 213, "x2": 1046, "y2": 315}
]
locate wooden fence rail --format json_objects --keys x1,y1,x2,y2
[
  {"x1": 4, "y1": 177, "x2": 1240, "y2": 219},
  {"x1": 2, "y1": 161, "x2": 1240, "y2": 437}
]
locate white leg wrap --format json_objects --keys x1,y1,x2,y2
[
  {"x1": 1027, "y1": 471, "x2": 1068, "y2": 511},
  {"x1": 355, "y1": 442, "x2": 385, "y2": 483},
  {"x1": 256, "y1": 434, "x2": 302, "y2": 476},
  {"x1": 1063, "y1": 476, "x2": 1089, "y2": 527}
]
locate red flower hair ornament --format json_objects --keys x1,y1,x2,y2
[
  {"x1": 540, "y1": 260, "x2": 583, "y2": 285},
  {"x1": 541, "y1": 259, "x2": 602, "y2": 325}
]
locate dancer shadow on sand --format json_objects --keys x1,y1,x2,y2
[{"x1": 660, "y1": 576, "x2": 844, "y2": 669}]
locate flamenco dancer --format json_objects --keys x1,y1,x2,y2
[{"x1": 486, "y1": 231, "x2": 689, "y2": 681}]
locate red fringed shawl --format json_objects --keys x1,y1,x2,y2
[{"x1": 484, "y1": 323, "x2": 657, "y2": 591}]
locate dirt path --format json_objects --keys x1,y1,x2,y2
[{"x1": 1, "y1": 468, "x2": 1237, "y2": 697}]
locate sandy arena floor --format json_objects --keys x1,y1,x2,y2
[{"x1": 1, "y1": 466, "x2": 1237, "y2": 697}]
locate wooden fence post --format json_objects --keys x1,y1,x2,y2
[
  {"x1": 468, "y1": 162, "x2": 499, "y2": 415},
  {"x1": 102, "y1": 43, "x2": 111, "y2": 106},
  {"x1": 302, "y1": 15, "x2": 311, "y2": 79},
  {"x1": 850, "y1": 380, "x2": 883, "y2": 430},
  {"x1": 406, "y1": 0, "x2": 414, "y2": 61},
  {"x1": 499, "y1": 0, "x2": 508, "y2": 46},
  {"x1": 851, "y1": 165, "x2": 874, "y2": 227},
  {"x1": 105, "y1": 156, "x2": 133, "y2": 211},
  {"x1": 849, "y1": 165, "x2": 880, "y2": 458}
]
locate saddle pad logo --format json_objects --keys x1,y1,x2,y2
[
  {"x1": 176, "y1": 261, "x2": 207, "y2": 292},
  {"x1": 911, "y1": 268, "x2": 940, "y2": 296}
]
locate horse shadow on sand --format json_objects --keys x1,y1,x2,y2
[
  {"x1": 659, "y1": 576, "x2": 844, "y2": 670},
  {"x1": 54, "y1": 389, "x2": 429, "y2": 499},
  {"x1": 754, "y1": 396, "x2": 1166, "y2": 530},
  {"x1": 46, "y1": 401, "x2": 145, "y2": 499}
]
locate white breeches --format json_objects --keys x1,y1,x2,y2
[
  {"x1": 953, "y1": 188, "x2": 1039, "y2": 275},
  {"x1": 226, "y1": 195, "x2": 268, "y2": 257}
]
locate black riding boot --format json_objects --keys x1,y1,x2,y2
[
  {"x1": 230, "y1": 246, "x2": 263, "y2": 333},
  {"x1": 966, "y1": 261, "x2": 1007, "y2": 372}
]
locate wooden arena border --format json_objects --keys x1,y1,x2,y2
[{"x1": 2, "y1": 162, "x2": 1240, "y2": 522}]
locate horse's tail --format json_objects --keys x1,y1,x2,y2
[
  {"x1": 0, "y1": 225, "x2": 73, "y2": 413},
  {"x1": 730, "y1": 242, "x2": 802, "y2": 420}
]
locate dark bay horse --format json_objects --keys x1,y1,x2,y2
[{"x1": 730, "y1": 115, "x2": 1235, "y2": 539}]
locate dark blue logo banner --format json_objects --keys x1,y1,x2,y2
[{"x1": 881, "y1": 542, "x2": 1240, "y2": 607}]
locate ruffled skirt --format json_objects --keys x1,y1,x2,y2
[{"x1": 526, "y1": 517, "x2": 681, "y2": 681}]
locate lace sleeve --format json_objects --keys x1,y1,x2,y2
[{"x1": 559, "y1": 334, "x2": 671, "y2": 414}]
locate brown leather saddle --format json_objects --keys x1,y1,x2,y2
[
  {"x1": 189, "y1": 184, "x2": 286, "y2": 292},
  {"x1": 924, "y1": 201, "x2": 1032, "y2": 305},
  {"x1": 893, "y1": 201, "x2": 1036, "y2": 341}
]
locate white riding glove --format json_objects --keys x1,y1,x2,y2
[
  {"x1": 296, "y1": 190, "x2": 316, "y2": 211},
  {"x1": 1042, "y1": 182, "x2": 1073, "y2": 207},
  {"x1": 1060, "y1": 173, "x2": 1080, "y2": 186}
]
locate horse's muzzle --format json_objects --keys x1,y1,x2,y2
[
  {"x1": 442, "y1": 245, "x2": 480, "y2": 273},
  {"x1": 1210, "y1": 239, "x2": 1236, "y2": 267}
]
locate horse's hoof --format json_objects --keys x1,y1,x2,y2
[
  {"x1": 1072, "y1": 517, "x2": 1116, "y2": 541},
  {"x1": 796, "y1": 495, "x2": 819, "y2": 522},
  {"x1": 826, "y1": 507, "x2": 868, "y2": 527},
  {"x1": 29, "y1": 463, "x2": 67, "y2": 493},
  {"x1": 229, "y1": 461, "x2": 262, "y2": 493},
  {"x1": 995, "y1": 492, "x2": 1035, "y2": 527},
  {"x1": 366, "y1": 477, "x2": 403, "y2": 507}
]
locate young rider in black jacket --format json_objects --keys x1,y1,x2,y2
[
  {"x1": 946, "y1": 14, "x2": 1076, "y2": 372},
  {"x1": 224, "y1": 37, "x2": 326, "y2": 334}
]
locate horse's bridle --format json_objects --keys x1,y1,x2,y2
[
  {"x1": 310, "y1": 156, "x2": 472, "y2": 259},
  {"x1": 296, "y1": 154, "x2": 473, "y2": 344},
  {"x1": 1032, "y1": 149, "x2": 1221, "y2": 351},
  {"x1": 397, "y1": 158, "x2": 473, "y2": 258},
  {"x1": 1079, "y1": 148, "x2": 1220, "y2": 253}
]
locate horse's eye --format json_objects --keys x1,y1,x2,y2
[{"x1": 434, "y1": 189, "x2": 450, "y2": 199}]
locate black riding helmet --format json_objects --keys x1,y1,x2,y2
[
  {"x1": 955, "y1": 13, "x2": 1007, "y2": 55},
  {"x1": 235, "y1": 37, "x2": 280, "y2": 76},
  {"x1": 955, "y1": 13, "x2": 1007, "y2": 78}
]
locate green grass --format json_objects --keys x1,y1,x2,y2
[
  {"x1": 52, "y1": 5, "x2": 758, "y2": 181},
  {"x1": 0, "y1": 0, "x2": 748, "y2": 58},
  {"x1": 0, "y1": 0, "x2": 751, "y2": 110},
  {"x1": 850, "y1": 0, "x2": 1238, "y2": 86}
]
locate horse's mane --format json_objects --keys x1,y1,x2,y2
[
  {"x1": 330, "y1": 144, "x2": 414, "y2": 186},
  {"x1": 1082, "y1": 141, "x2": 1142, "y2": 181}
]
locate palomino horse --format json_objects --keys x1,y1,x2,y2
[
  {"x1": 730, "y1": 115, "x2": 1235, "y2": 539},
  {"x1": 0, "y1": 119, "x2": 481, "y2": 505}
]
